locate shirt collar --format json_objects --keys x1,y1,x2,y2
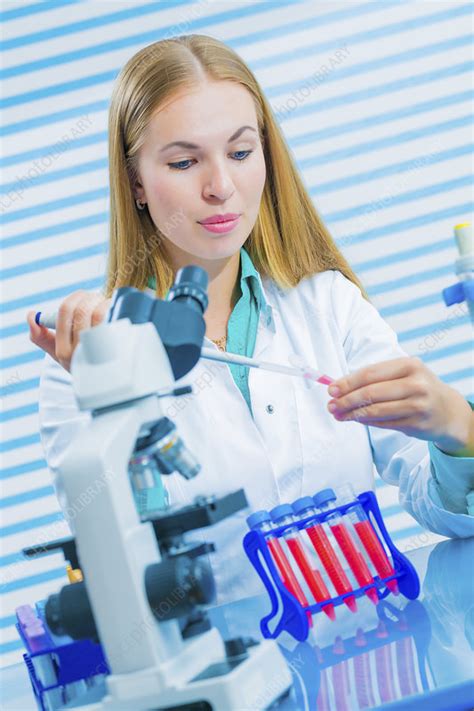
[
  {"x1": 146, "y1": 248, "x2": 273, "y2": 321},
  {"x1": 239, "y1": 246, "x2": 271, "y2": 318}
]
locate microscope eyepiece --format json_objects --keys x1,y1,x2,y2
[{"x1": 168, "y1": 266, "x2": 208, "y2": 314}]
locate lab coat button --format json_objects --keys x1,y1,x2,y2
[{"x1": 266, "y1": 404, "x2": 275, "y2": 414}]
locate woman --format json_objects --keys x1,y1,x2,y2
[{"x1": 27, "y1": 35, "x2": 473, "y2": 604}]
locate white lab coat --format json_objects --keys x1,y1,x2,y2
[{"x1": 38, "y1": 269, "x2": 474, "y2": 604}]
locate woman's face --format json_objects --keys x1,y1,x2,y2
[{"x1": 132, "y1": 80, "x2": 267, "y2": 267}]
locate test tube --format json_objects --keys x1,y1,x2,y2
[
  {"x1": 270, "y1": 504, "x2": 336, "y2": 621},
  {"x1": 246, "y1": 510, "x2": 313, "y2": 620},
  {"x1": 337, "y1": 484, "x2": 399, "y2": 594},
  {"x1": 292, "y1": 496, "x2": 358, "y2": 613},
  {"x1": 313, "y1": 489, "x2": 379, "y2": 605}
]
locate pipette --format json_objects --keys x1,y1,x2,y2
[
  {"x1": 201, "y1": 348, "x2": 334, "y2": 385},
  {"x1": 33, "y1": 311, "x2": 334, "y2": 386}
]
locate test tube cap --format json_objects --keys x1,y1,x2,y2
[
  {"x1": 270, "y1": 503, "x2": 294, "y2": 521},
  {"x1": 313, "y1": 488, "x2": 336, "y2": 507},
  {"x1": 246, "y1": 510, "x2": 271, "y2": 529},
  {"x1": 292, "y1": 496, "x2": 315, "y2": 515}
]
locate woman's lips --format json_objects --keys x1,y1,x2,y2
[{"x1": 198, "y1": 216, "x2": 241, "y2": 234}]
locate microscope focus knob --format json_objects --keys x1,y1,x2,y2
[
  {"x1": 145, "y1": 555, "x2": 215, "y2": 621},
  {"x1": 45, "y1": 581, "x2": 98, "y2": 641}
]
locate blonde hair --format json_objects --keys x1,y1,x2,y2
[{"x1": 105, "y1": 34, "x2": 367, "y2": 299}]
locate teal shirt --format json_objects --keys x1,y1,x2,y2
[
  {"x1": 428, "y1": 400, "x2": 474, "y2": 513},
  {"x1": 225, "y1": 247, "x2": 265, "y2": 415},
  {"x1": 147, "y1": 247, "x2": 264, "y2": 414}
]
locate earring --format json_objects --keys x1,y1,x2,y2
[{"x1": 136, "y1": 198, "x2": 146, "y2": 211}]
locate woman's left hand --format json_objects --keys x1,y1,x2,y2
[{"x1": 327, "y1": 356, "x2": 474, "y2": 455}]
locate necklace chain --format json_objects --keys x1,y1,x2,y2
[{"x1": 211, "y1": 335, "x2": 227, "y2": 351}]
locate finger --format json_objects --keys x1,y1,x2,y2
[
  {"x1": 328, "y1": 357, "x2": 418, "y2": 398},
  {"x1": 70, "y1": 294, "x2": 108, "y2": 352},
  {"x1": 55, "y1": 291, "x2": 91, "y2": 366},
  {"x1": 27, "y1": 310, "x2": 57, "y2": 360},
  {"x1": 352, "y1": 415, "x2": 430, "y2": 439},
  {"x1": 90, "y1": 297, "x2": 112, "y2": 327},
  {"x1": 333, "y1": 397, "x2": 426, "y2": 423},
  {"x1": 328, "y1": 378, "x2": 417, "y2": 415}
]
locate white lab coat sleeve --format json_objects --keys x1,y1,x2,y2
[
  {"x1": 330, "y1": 270, "x2": 474, "y2": 538},
  {"x1": 38, "y1": 353, "x2": 92, "y2": 517}
]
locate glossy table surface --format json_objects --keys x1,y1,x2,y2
[{"x1": 2, "y1": 537, "x2": 474, "y2": 710}]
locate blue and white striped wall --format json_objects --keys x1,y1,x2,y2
[{"x1": 1, "y1": 0, "x2": 472, "y2": 669}]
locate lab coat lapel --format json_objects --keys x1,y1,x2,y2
[{"x1": 249, "y1": 279, "x2": 305, "y2": 503}]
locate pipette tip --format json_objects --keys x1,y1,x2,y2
[{"x1": 302, "y1": 371, "x2": 333, "y2": 385}]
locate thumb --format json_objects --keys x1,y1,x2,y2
[{"x1": 27, "y1": 310, "x2": 57, "y2": 361}]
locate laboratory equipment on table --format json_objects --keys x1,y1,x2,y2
[
  {"x1": 337, "y1": 484, "x2": 399, "y2": 594},
  {"x1": 243, "y1": 488, "x2": 419, "y2": 642},
  {"x1": 270, "y1": 504, "x2": 335, "y2": 621},
  {"x1": 292, "y1": 496, "x2": 359, "y2": 612},
  {"x1": 313, "y1": 489, "x2": 382, "y2": 603},
  {"x1": 17, "y1": 267, "x2": 291, "y2": 711}
]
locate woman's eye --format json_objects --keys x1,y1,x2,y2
[
  {"x1": 168, "y1": 159, "x2": 194, "y2": 171},
  {"x1": 232, "y1": 150, "x2": 252, "y2": 161},
  {"x1": 167, "y1": 150, "x2": 253, "y2": 171}
]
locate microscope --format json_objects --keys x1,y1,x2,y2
[{"x1": 20, "y1": 266, "x2": 292, "y2": 710}]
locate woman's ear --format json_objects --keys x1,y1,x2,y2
[{"x1": 127, "y1": 164, "x2": 145, "y2": 201}]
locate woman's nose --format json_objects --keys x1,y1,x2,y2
[{"x1": 202, "y1": 161, "x2": 234, "y2": 200}]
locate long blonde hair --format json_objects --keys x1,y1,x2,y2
[{"x1": 105, "y1": 34, "x2": 367, "y2": 299}]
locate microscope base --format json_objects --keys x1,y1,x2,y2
[{"x1": 60, "y1": 638, "x2": 292, "y2": 710}]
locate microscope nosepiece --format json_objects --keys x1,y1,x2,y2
[{"x1": 156, "y1": 434, "x2": 201, "y2": 480}]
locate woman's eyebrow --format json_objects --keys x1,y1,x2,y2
[{"x1": 159, "y1": 125, "x2": 257, "y2": 153}]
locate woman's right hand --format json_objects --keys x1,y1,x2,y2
[{"x1": 27, "y1": 291, "x2": 112, "y2": 373}]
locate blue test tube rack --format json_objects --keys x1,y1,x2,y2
[
  {"x1": 243, "y1": 490, "x2": 420, "y2": 641},
  {"x1": 15, "y1": 602, "x2": 109, "y2": 711}
]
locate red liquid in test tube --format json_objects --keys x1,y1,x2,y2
[
  {"x1": 337, "y1": 484, "x2": 399, "y2": 595},
  {"x1": 354, "y1": 521, "x2": 398, "y2": 593},
  {"x1": 270, "y1": 504, "x2": 336, "y2": 621},
  {"x1": 313, "y1": 489, "x2": 379, "y2": 606},
  {"x1": 292, "y1": 497, "x2": 358, "y2": 613},
  {"x1": 247, "y1": 510, "x2": 313, "y2": 625}
]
